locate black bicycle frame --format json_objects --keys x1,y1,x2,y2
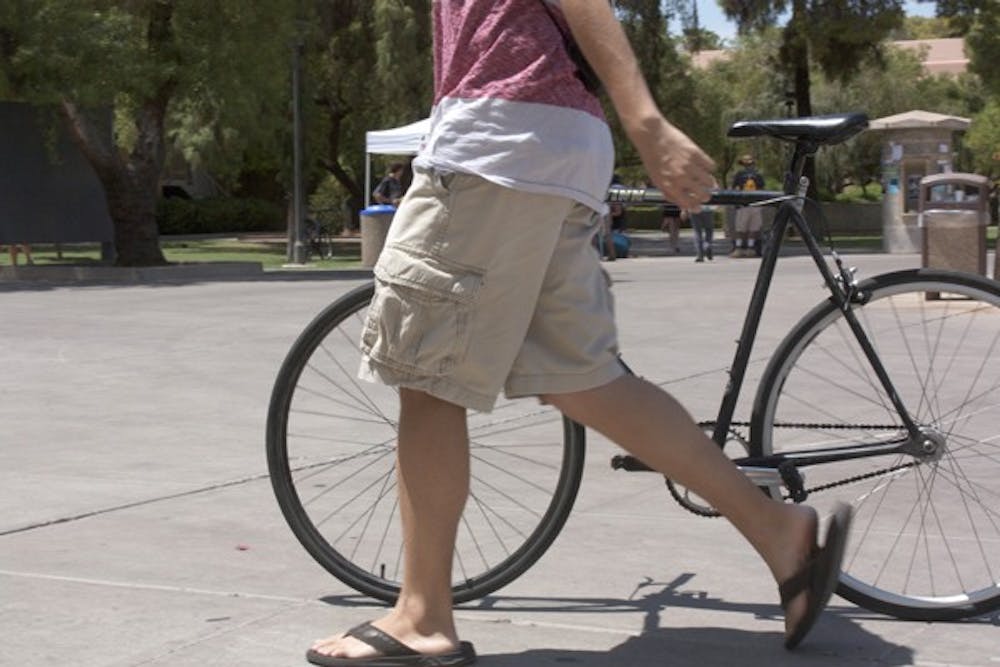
[{"x1": 710, "y1": 142, "x2": 923, "y2": 468}]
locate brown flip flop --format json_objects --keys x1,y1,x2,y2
[
  {"x1": 306, "y1": 621, "x2": 476, "y2": 666},
  {"x1": 780, "y1": 503, "x2": 853, "y2": 649}
]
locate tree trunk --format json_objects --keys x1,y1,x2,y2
[
  {"x1": 103, "y1": 173, "x2": 166, "y2": 266},
  {"x1": 57, "y1": 3, "x2": 177, "y2": 267},
  {"x1": 786, "y1": 0, "x2": 818, "y2": 199},
  {"x1": 60, "y1": 101, "x2": 168, "y2": 266},
  {"x1": 322, "y1": 104, "x2": 364, "y2": 230}
]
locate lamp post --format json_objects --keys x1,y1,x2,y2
[{"x1": 288, "y1": 25, "x2": 308, "y2": 265}]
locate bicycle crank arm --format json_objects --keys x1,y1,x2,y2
[{"x1": 611, "y1": 455, "x2": 797, "y2": 496}]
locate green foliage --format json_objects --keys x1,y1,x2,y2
[
  {"x1": 964, "y1": 3, "x2": 1000, "y2": 97},
  {"x1": 309, "y1": 0, "x2": 432, "y2": 207},
  {"x1": 810, "y1": 43, "x2": 977, "y2": 195},
  {"x1": 965, "y1": 100, "x2": 1000, "y2": 180},
  {"x1": 806, "y1": 1, "x2": 906, "y2": 83},
  {"x1": 892, "y1": 15, "x2": 963, "y2": 39},
  {"x1": 609, "y1": 1, "x2": 698, "y2": 171},
  {"x1": 156, "y1": 197, "x2": 285, "y2": 236},
  {"x1": 0, "y1": 0, "x2": 297, "y2": 265},
  {"x1": 832, "y1": 183, "x2": 884, "y2": 203},
  {"x1": 719, "y1": 0, "x2": 904, "y2": 125},
  {"x1": 308, "y1": 174, "x2": 351, "y2": 235},
  {"x1": 692, "y1": 29, "x2": 790, "y2": 182}
]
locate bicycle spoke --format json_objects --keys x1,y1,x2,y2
[
  {"x1": 266, "y1": 285, "x2": 583, "y2": 603},
  {"x1": 759, "y1": 273, "x2": 1000, "y2": 618}
]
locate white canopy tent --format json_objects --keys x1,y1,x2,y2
[{"x1": 364, "y1": 117, "x2": 430, "y2": 206}]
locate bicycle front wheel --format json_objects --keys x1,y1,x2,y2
[
  {"x1": 753, "y1": 269, "x2": 1000, "y2": 620},
  {"x1": 266, "y1": 282, "x2": 586, "y2": 603}
]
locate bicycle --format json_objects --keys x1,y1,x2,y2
[{"x1": 266, "y1": 112, "x2": 1000, "y2": 622}]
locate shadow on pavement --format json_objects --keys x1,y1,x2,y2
[
  {"x1": 479, "y1": 624, "x2": 913, "y2": 666},
  {"x1": 320, "y1": 573, "x2": 921, "y2": 666}
]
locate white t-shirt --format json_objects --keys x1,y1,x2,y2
[{"x1": 415, "y1": 0, "x2": 614, "y2": 213}]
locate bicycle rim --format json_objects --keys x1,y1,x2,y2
[
  {"x1": 266, "y1": 282, "x2": 586, "y2": 603},
  {"x1": 753, "y1": 269, "x2": 1000, "y2": 620}
]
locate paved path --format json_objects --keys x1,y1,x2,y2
[{"x1": 2, "y1": 251, "x2": 998, "y2": 666}]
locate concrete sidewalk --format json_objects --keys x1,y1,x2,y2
[{"x1": 2, "y1": 251, "x2": 998, "y2": 666}]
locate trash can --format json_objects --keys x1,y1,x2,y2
[
  {"x1": 359, "y1": 204, "x2": 396, "y2": 268},
  {"x1": 919, "y1": 173, "x2": 991, "y2": 277}
]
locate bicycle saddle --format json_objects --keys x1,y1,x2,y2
[{"x1": 727, "y1": 112, "x2": 869, "y2": 146}]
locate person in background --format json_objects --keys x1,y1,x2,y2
[
  {"x1": 660, "y1": 204, "x2": 681, "y2": 254},
  {"x1": 6, "y1": 244, "x2": 34, "y2": 266},
  {"x1": 305, "y1": 3, "x2": 851, "y2": 665},
  {"x1": 730, "y1": 154, "x2": 765, "y2": 258},
  {"x1": 684, "y1": 206, "x2": 715, "y2": 262},
  {"x1": 372, "y1": 162, "x2": 406, "y2": 207}
]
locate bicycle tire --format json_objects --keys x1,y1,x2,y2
[
  {"x1": 752, "y1": 269, "x2": 1000, "y2": 620},
  {"x1": 266, "y1": 282, "x2": 586, "y2": 603}
]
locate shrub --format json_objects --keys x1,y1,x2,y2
[
  {"x1": 157, "y1": 197, "x2": 285, "y2": 236},
  {"x1": 832, "y1": 183, "x2": 884, "y2": 204}
]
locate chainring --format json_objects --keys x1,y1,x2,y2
[{"x1": 665, "y1": 423, "x2": 750, "y2": 518}]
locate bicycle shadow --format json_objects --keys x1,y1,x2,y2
[
  {"x1": 320, "y1": 573, "x2": 934, "y2": 666},
  {"x1": 474, "y1": 624, "x2": 908, "y2": 666}
]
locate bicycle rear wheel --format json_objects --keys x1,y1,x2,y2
[
  {"x1": 266, "y1": 282, "x2": 586, "y2": 603},
  {"x1": 753, "y1": 269, "x2": 1000, "y2": 620}
]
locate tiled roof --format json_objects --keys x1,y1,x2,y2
[{"x1": 690, "y1": 37, "x2": 968, "y2": 75}]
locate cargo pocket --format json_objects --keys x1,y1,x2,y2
[{"x1": 362, "y1": 245, "x2": 485, "y2": 377}]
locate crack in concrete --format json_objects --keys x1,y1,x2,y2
[{"x1": 0, "y1": 471, "x2": 271, "y2": 536}]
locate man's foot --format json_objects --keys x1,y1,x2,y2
[
  {"x1": 729, "y1": 248, "x2": 746, "y2": 258},
  {"x1": 309, "y1": 616, "x2": 467, "y2": 665},
  {"x1": 774, "y1": 504, "x2": 853, "y2": 650},
  {"x1": 706, "y1": 247, "x2": 713, "y2": 260},
  {"x1": 695, "y1": 255, "x2": 704, "y2": 263}
]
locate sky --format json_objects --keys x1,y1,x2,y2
[{"x1": 680, "y1": 0, "x2": 939, "y2": 43}]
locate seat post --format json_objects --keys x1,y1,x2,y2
[{"x1": 783, "y1": 140, "x2": 818, "y2": 194}]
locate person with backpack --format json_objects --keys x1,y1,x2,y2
[{"x1": 730, "y1": 154, "x2": 765, "y2": 258}]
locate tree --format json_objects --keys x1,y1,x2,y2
[
  {"x1": 937, "y1": 0, "x2": 1000, "y2": 97},
  {"x1": 606, "y1": 1, "x2": 703, "y2": 180},
  {"x1": 811, "y1": 44, "x2": 975, "y2": 196},
  {"x1": 673, "y1": 0, "x2": 726, "y2": 51},
  {"x1": 964, "y1": 101, "x2": 1000, "y2": 181},
  {"x1": 0, "y1": 1, "x2": 293, "y2": 266},
  {"x1": 891, "y1": 15, "x2": 962, "y2": 39},
  {"x1": 717, "y1": 0, "x2": 904, "y2": 196},
  {"x1": 690, "y1": 29, "x2": 790, "y2": 183},
  {"x1": 719, "y1": 1, "x2": 904, "y2": 116},
  {"x1": 309, "y1": 0, "x2": 432, "y2": 228}
]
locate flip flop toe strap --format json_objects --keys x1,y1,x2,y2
[
  {"x1": 778, "y1": 558, "x2": 815, "y2": 610},
  {"x1": 346, "y1": 622, "x2": 420, "y2": 658}
]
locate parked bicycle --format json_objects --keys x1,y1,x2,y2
[{"x1": 267, "y1": 112, "x2": 1000, "y2": 622}]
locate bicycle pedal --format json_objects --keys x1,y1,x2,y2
[
  {"x1": 611, "y1": 455, "x2": 653, "y2": 472},
  {"x1": 777, "y1": 461, "x2": 808, "y2": 503}
]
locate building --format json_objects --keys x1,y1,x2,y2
[{"x1": 690, "y1": 37, "x2": 968, "y2": 76}]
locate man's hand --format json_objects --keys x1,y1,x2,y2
[
  {"x1": 560, "y1": 1, "x2": 716, "y2": 210},
  {"x1": 633, "y1": 116, "x2": 716, "y2": 211}
]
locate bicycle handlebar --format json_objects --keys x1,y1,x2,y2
[{"x1": 607, "y1": 187, "x2": 785, "y2": 212}]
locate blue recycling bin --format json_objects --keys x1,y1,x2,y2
[{"x1": 360, "y1": 204, "x2": 396, "y2": 267}]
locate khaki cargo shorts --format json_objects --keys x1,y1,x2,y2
[
  {"x1": 734, "y1": 205, "x2": 764, "y2": 233},
  {"x1": 359, "y1": 166, "x2": 623, "y2": 412}
]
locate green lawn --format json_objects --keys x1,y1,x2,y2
[
  {"x1": 5, "y1": 228, "x2": 994, "y2": 269},
  {"x1": 1, "y1": 237, "x2": 364, "y2": 270}
]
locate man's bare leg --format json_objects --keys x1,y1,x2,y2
[
  {"x1": 310, "y1": 389, "x2": 468, "y2": 659},
  {"x1": 543, "y1": 374, "x2": 819, "y2": 636}
]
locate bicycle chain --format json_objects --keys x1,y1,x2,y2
[
  {"x1": 787, "y1": 461, "x2": 918, "y2": 500},
  {"x1": 693, "y1": 420, "x2": 920, "y2": 507}
]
